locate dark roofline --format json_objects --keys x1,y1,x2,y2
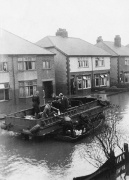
[
  {"x1": 6, "y1": 54, "x2": 55, "y2": 56},
  {"x1": 69, "y1": 55, "x2": 112, "y2": 57}
]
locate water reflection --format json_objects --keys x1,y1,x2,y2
[{"x1": 1, "y1": 92, "x2": 129, "y2": 180}]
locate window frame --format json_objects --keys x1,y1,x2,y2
[
  {"x1": 125, "y1": 59, "x2": 129, "y2": 65},
  {"x1": 77, "y1": 77, "x2": 83, "y2": 90},
  {"x1": 18, "y1": 57, "x2": 36, "y2": 71},
  {"x1": 95, "y1": 74, "x2": 107, "y2": 87},
  {"x1": 95, "y1": 58, "x2": 105, "y2": 67},
  {"x1": 42, "y1": 60, "x2": 51, "y2": 69},
  {"x1": 82, "y1": 76, "x2": 91, "y2": 89},
  {"x1": 77, "y1": 75, "x2": 91, "y2": 90},
  {"x1": 0, "y1": 83, "x2": 9, "y2": 101},
  {"x1": 78, "y1": 59, "x2": 89, "y2": 68},
  {"x1": 0, "y1": 62, "x2": 8, "y2": 72},
  {"x1": 124, "y1": 73, "x2": 129, "y2": 83},
  {"x1": 19, "y1": 80, "x2": 37, "y2": 98}
]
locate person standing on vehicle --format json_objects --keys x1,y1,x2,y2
[
  {"x1": 59, "y1": 93, "x2": 69, "y2": 113},
  {"x1": 42, "y1": 89, "x2": 45, "y2": 105},
  {"x1": 32, "y1": 91, "x2": 40, "y2": 117}
]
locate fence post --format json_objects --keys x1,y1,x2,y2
[{"x1": 124, "y1": 143, "x2": 129, "y2": 177}]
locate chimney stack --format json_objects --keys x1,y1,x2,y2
[
  {"x1": 56, "y1": 28, "x2": 68, "y2": 38},
  {"x1": 96, "y1": 36, "x2": 103, "y2": 43},
  {"x1": 114, "y1": 35, "x2": 121, "y2": 47}
]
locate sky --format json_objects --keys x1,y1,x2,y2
[{"x1": 0, "y1": 0, "x2": 129, "y2": 45}]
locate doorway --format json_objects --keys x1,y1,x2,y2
[{"x1": 42, "y1": 81, "x2": 53, "y2": 98}]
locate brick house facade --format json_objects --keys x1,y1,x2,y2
[
  {"x1": 96, "y1": 35, "x2": 129, "y2": 86},
  {"x1": 0, "y1": 29, "x2": 55, "y2": 114},
  {"x1": 36, "y1": 29, "x2": 111, "y2": 96}
]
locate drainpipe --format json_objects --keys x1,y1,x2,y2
[
  {"x1": 118, "y1": 56, "x2": 120, "y2": 84},
  {"x1": 66, "y1": 56, "x2": 71, "y2": 96},
  {"x1": 12, "y1": 56, "x2": 16, "y2": 104},
  {"x1": 91, "y1": 57, "x2": 94, "y2": 89}
]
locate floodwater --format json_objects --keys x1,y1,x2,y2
[{"x1": 0, "y1": 92, "x2": 129, "y2": 180}]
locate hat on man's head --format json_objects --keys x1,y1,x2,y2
[{"x1": 59, "y1": 93, "x2": 63, "y2": 97}]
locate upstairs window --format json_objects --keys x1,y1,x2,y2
[
  {"x1": 78, "y1": 58, "x2": 89, "y2": 68},
  {"x1": 0, "y1": 83, "x2": 9, "y2": 101},
  {"x1": 43, "y1": 61, "x2": 51, "y2": 69},
  {"x1": 19, "y1": 80, "x2": 37, "y2": 98},
  {"x1": 95, "y1": 58, "x2": 104, "y2": 67},
  {"x1": 18, "y1": 57, "x2": 36, "y2": 71},
  {"x1": 125, "y1": 59, "x2": 129, "y2": 65},
  {"x1": 0, "y1": 62, "x2": 8, "y2": 72}
]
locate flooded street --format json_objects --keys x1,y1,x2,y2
[{"x1": 0, "y1": 92, "x2": 129, "y2": 180}]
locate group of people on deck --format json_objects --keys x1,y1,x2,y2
[
  {"x1": 31, "y1": 91, "x2": 92, "y2": 137},
  {"x1": 32, "y1": 91, "x2": 69, "y2": 119}
]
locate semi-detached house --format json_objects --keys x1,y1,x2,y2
[
  {"x1": 96, "y1": 35, "x2": 129, "y2": 86},
  {"x1": 0, "y1": 29, "x2": 55, "y2": 114},
  {"x1": 36, "y1": 28, "x2": 111, "y2": 96}
]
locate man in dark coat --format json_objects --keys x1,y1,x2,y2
[
  {"x1": 32, "y1": 91, "x2": 40, "y2": 117},
  {"x1": 59, "y1": 93, "x2": 69, "y2": 113}
]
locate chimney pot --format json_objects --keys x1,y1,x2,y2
[
  {"x1": 56, "y1": 28, "x2": 68, "y2": 38},
  {"x1": 96, "y1": 36, "x2": 103, "y2": 43},
  {"x1": 114, "y1": 35, "x2": 121, "y2": 47}
]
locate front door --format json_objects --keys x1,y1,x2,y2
[{"x1": 42, "y1": 81, "x2": 53, "y2": 98}]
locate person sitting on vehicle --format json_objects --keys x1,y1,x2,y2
[
  {"x1": 52, "y1": 96, "x2": 62, "y2": 112},
  {"x1": 59, "y1": 93, "x2": 69, "y2": 113},
  {"x1": 32, "y1": 91, "x2": 40, "y2": 118},
  {"x1": 75, "y1": 114, "x2": 91, "y2": 133},
  {"x1": 42, "y1": 101, "x2": 60, "y2": 118},
  {"x1": 61, "y1": 116, "x2": 75, "y2": 137}
]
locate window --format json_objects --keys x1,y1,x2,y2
[
  {"x1": 95, "y1": 75, "x2": 99, "y2": 87},
  {"x1": 95, "y1": 58, "x2": 104, "y2": 67},
  {"x1": 95, "y1": 74, "x2": 107, "y2": 87},
  {"x1": 18, "y1": 57, "x2": 36, "y2": 71},
  {"x1": 124, "y1": 73, "x2": 129, "y2": 83},
  {"x1": 0, "y1": 83, "x2": 9, "y2": 101},
  {"x1": 19, "y1": 80, "x2": 37, "y2": 98},
  {"x1": 83, "y1": 76, "x2": 91, "y2": 89},
  {"x1": 43, "y1": 61, "x2": 51, "y2": 69},
  {"x1": 77, "y1": 77, "x2": 82, "y2": 89},
  {"x1": 78, "y1": 57, "x2": 89, "y2": 68},
  {"x1": 100, "y1": 75, "x2": 105, "y2": 86},
  {"x1": 77, "y1": 76, "x2": 91, "y2": 90},
  {"x1": 0, "y1": 62, "x2": 8, "y2": 72},
  {"x1": 125, "y1": 59, "x2": 129, "y2": 65}
]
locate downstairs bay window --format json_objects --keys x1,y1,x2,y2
[
  {"x1": 0, "y1": 83, "x2": 9, "y2": 101},
  {"x1": 19, "y1": 80, "x2": 37, "y2": 98},
  {"x1": 95, "y1": 74, "x2": 107, "y2": 87},
  {"x1": 77, "y1": 75, "x2": 91, "y2": 90},
  {"x1": 124, "y1": 73, "x2": 129, "y2": 83}
]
